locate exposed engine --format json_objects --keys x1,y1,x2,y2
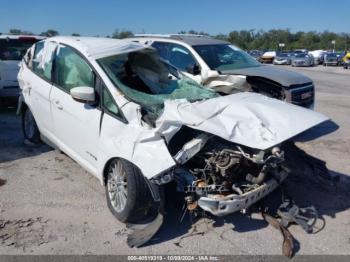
[{"x1": 157, "y1": 127, "x2": 289, "y2": 216}]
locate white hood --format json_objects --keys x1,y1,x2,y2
[
  {"x1": 262, "y1": 51, "x2": 276, "y2": 57},
  {"x1": 156, "y1": 92, "x2": 328, "y2": 150}
]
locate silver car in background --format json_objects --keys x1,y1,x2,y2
[
  {"x1": 291, "y1": 53, "x2": 314, "y2": 67},
  {"x1": 273, "y1": 52, "x2": 292, "y2": 65},
  {"x1": 309, "y1": 50, "x2": 325, "y2": 65},
  {"x1": 323, "y1": 52, "x2": 343, "y2": 66}
]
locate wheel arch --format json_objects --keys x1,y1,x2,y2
[
  {"x1": 16, "y1": 95, "x2": 28, "y2": 115},
  {"x1": 102, "y1": 157, "x2": 144, "y2": 186},
  {"x1": 102, "y1": 157, "x2": 161, "y2": 202}
]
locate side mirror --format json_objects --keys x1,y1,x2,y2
[
  {"x1": 201, "y1": 69, "x2": 220, "y2": 82},
  {"x1": 70, "y1": 86, "x2": 95, "y2": 103},
  {"x1": 206, "y1": 70, "x2": 220, "y2": 78},
  {"x1": 186, "y1": 64, "x2": 201, "y2": 75}
]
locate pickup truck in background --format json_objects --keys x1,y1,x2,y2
[{"x1": 132, "y1": 34, "x2": 315, "y2": 109}]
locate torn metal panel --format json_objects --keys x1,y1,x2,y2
[
  {"x1": 127, "y1": 213, "x2": 164, "y2": 248},
  {"x1": 262, "y1": 212, "x2": 294, "y2": 258},
  {"x1": 155, "y1": 92, "x2": 328, "y2": 151},
  {"x1": 46, "y1": 36, "x2": 154, "y2": 60},
  {"x1": 78, "y1": 37, "x2": 153, "y2": 59},
  {"x1": 174, "y1": 133, "x2": 210, "y2": 164}
]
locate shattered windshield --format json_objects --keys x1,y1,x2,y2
[
  {"x1": 97, "y1": 51, "x2": 218, "y2": 113},
  {"x1": 193, "y1": 44, "x2": 261, "y2": 71}
]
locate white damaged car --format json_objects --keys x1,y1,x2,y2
[{"x1": 17, "y1": 37, "x2": 328, "y2": 247}]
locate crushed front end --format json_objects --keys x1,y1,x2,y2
[{"x1": 153, "y1": 127, "x2": 289, "y2": 217}]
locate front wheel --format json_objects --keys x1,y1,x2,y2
[
  {"x1": 22, "y1": 107, "x2": 41, "y2": 144},
  {"x1": 105, "y1": 159, "x2": 156, "y2": 223}
]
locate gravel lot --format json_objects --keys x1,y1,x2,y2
[{"x1": 0, "y1": 65, "x2": 349, "y2": 256}]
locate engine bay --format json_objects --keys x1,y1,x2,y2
[{"x1": 153, "y1": 127, "x2": 289, "y2": 216}]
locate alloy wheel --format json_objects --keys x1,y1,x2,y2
[{"x1": 107, "y1": 161, "x2": 128, "y2": 213}]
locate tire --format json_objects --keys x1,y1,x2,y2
[
  {"x1": 22, "y1": 107, "x2": 41, "y2": 144},
  {"x1": 105, "y1": 159, "x2": 156, "y2": 223}
]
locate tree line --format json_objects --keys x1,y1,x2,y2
[
  {"x1": 4, "y1": 28, "x2": 350, "y2": 51},
  {"x1": 181, "y1": 29, "x2": 350, "y2": 51}
]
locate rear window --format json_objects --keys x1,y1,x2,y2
[{"x1": 0, "y1": 38, "x2": 39, "y2": 61}]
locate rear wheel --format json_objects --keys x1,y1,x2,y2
[
  {"x1": 22, "y1": 107, "x2": 41, "y2": 144},
  {"x1": 105, "y1": 159, "x2": 156, "y2": 223}
]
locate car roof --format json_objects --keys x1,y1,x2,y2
[
  {"x1": 0, "y1": 34, "x2": 45, "y2": 40},
  {"x1": 133, "y1": 34, "x2": 229, "y2": 46},
  {"x1": 46, "y1": 36, "x2": 152, "y2": 59}
]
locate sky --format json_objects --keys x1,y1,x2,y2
[{"x1": 1, "y1": 0, "x2": 349, "y2": 36}]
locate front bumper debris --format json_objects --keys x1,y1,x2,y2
[
  {"x1": 262, "y1": 212, "x2": 294, "y2": 258},
  {"x1": 197, "y1": 170, "x2": 288, "y2": 216},
  {"x1": 127, "y1": 213, "x2": 164, "y2": 248}
]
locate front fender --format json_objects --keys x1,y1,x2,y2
[{"x1": 16, "y1": 94, "x2": 25, "y2": 115}]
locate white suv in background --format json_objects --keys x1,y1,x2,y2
[
  {"x1": 132, "y1": 34, "x2": 315, "y2": 108},
  {"x1": 0, "y1": 34, "x2": 44, "y2": 106}
]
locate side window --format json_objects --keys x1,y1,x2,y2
[
  {"x1": 32, "y1": 41, "x2": 44, "y2": 71},
  {"x1": 168, "y1": 44, "x2": 197, "y2": 71},
  {"x1": 24, "y1": 47, "x2": 33, "y2": 67},
  {"x1": 102, "y1": 87, "x2": 119, "y2": 116},
  {"x1": 32, "y1": 41, "x2": 55, "y2": 81},
  {"x1": 151, "y1": 42, "x2": 170, "y2": 61},
  {"x1": 53, "y1": 45, "x2": 94, "y2": 92}
]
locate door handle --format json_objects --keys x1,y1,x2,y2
[{"x1": 54, "y1": 100, "x2": 63, "y2": 110}]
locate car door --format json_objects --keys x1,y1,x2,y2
[
  {"x1": 18, "y1": 40, "x2": 56, "y2": 137},
  {"x1": 50, "y1": 44, "x2": 101, "y2": 175}
]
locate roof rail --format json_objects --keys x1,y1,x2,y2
[
  {"x1": 0, "y1": 34, "x2": 45, "y2": 39},
  {"x1": 133, "y1": 33, "x2": 210, "y2": 40},
  {"x1": 171, "y1": 34, "x2": 210, "y2": 38},
  {"x1": 134, "y1": 34, "x2": 173, "y2": 38}
]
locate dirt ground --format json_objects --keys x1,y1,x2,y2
[{"x1": 0, "y1": 65, "x2": 349, "y2": 255}]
